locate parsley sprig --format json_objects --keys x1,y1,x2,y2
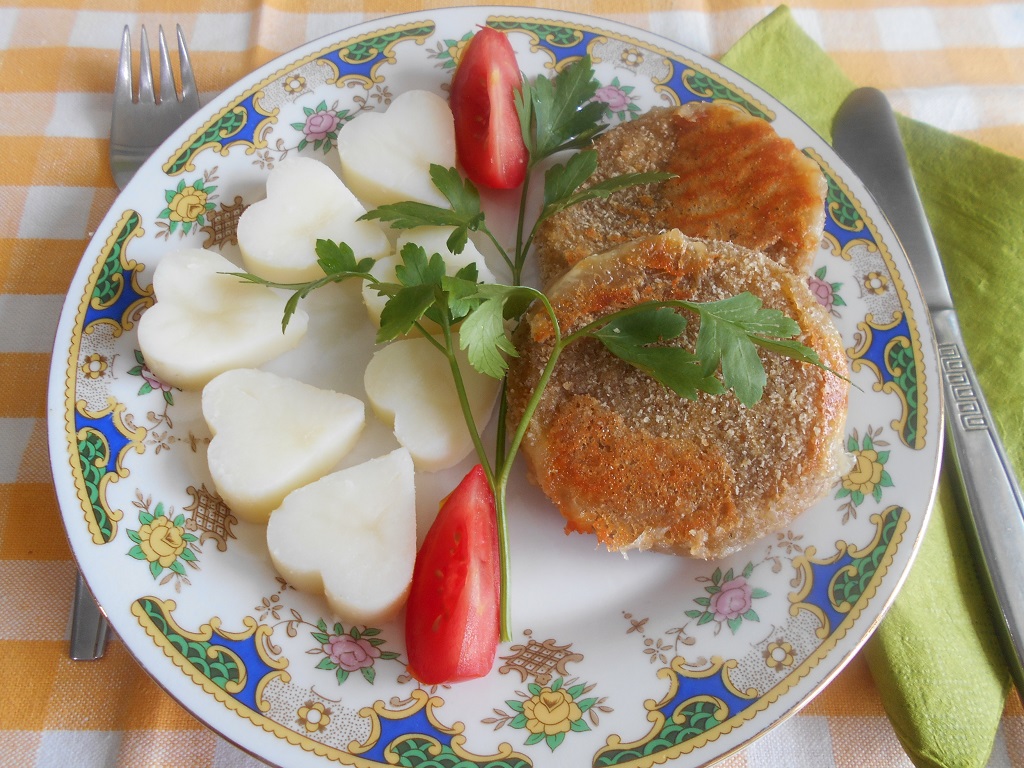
[
  {"x1": 363, "y1": 57, "x2": 671, "y2": 285},
  {"x1": 234, "y1": 54, "x2": 826, "y2": 643},
  {"x1": 231, "y1": 240, "x2": 377, "y2": 332}
]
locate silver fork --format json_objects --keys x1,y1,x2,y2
[
  {"x1": 109, "y1": 24, "x2": 201, "y2": 189},
  {"x1": 70, "y1": 24, "x2": 201, "y2": 661}
]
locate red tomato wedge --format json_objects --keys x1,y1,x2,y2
[
  {"x1": 449, "y1": 27, "x2": 528, "y2": 189},
  {"x1": 405, "y1": 464, "x2": 500, "y2": 685}
]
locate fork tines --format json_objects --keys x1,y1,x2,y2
[
  {"x1": 115, "y1": 24, "x2": 198, "y2": 108},
  {"x1": 110, "y1": 22, "x2": 202, "y2": 187}
]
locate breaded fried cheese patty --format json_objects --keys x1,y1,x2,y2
[
  {"x1": 535, "y1": 101, "x2": 827, "y2": 286},
  {"x1": 506, "y1": 230, "x2": 850, "y2": 560}
]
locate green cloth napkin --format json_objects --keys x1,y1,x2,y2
[{"x1": 722, "y1": 7, "x2": 1024, "y2": 767}]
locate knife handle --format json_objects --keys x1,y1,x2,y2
[{"x1": 932, "y1": 306, "x2": 1024, "y2": 697}]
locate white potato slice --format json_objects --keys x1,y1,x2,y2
[
  {"x1": 266, "y1": 447, "x2": 416, "y2": 625},
  {"x1": 337, "y1": 90, "x2": 455, "y2": 208},
  {"x1": 137, "y1": 248, "x2": 308, "y2": 391},
  {"x1": 236, "y1": 157, "x2": 389, "y2": 283},
  {"x1": 202, "y1": 368, "x2": 365, "y2": 524},
  {"x1": 364, "y1": 336, "x2": 500, "y2": 472},
  {"x1": 362, "y1": 226, "x2": 498, "y2": 328}
]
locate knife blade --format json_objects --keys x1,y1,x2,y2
[{"x1": 833, "y1": 87, "x2": 1024, "y2": 699}]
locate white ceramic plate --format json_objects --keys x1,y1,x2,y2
[{"x1": 48, "y1": 8, "x2": 941, "y2": 767}]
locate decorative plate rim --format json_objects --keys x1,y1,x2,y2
[{"x1": 47, "y1": 7, "x2": 942, "y2": 767}]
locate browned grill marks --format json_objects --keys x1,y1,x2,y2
[
  {"x1": 507, "y1": 231, "x2": 850, "y2": 560},
  {"x1": 534, "y1": 102, "x2": 827, "y2": 287}
]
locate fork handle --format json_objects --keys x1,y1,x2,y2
[{"x1": 70, "y1": 572, "x2": 109, "y2": 660}]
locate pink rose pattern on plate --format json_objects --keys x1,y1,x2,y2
[
  {"x1": 291, "y1": 100, "x2": 345, "y2": 154},
  {"x1": 592, "y1": 77, "x2": 641, "y2": 121},
  {"x1": 807, "y1": 266, "x2": 846, "y2": 316},
  {"x1": 686, "y1": 563, "x2": 769, "y2": 634},
  {"x1": 309, "y1": 620, "x2": 400, "y2": 684},
  {"x1": 128, "y1": 349, "x2": 175, "y2": 405},
  {"x1": 324, "y1": 633, "x2": 380, "y2": 671}
]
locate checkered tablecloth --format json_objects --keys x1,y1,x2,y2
[{"x1": 3, "y1": 1, "x2": 1023, "y2": 766}]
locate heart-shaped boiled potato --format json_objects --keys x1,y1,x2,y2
[
  {"x1": 337, "y1": 90, "x2": 455, "y2": 209},
  {"x1": 266, "y1": 447, "x2": 416, "y2": 625},
  {"x1": 137, "y1": 248, "x2": 308, "y2": 391},
  {"x1": 362, "y1": 226, "x2": 498, "y2": 329},
  {"x1": 236, "y1": 157, "x2": 389, "y2": 283},
  {"x1": 202, "y1": 368, "x2": 365, "y2": 523},
  {"x1": 364, "y1": 336, "x2": 500, "y2": 472}
]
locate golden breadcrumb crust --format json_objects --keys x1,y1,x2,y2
[
  {"x1": 535, "y1": 101, "x2": 827, "y2": 286},
  {"x1": 506, "y1": 231, "x2": 849, "y2": 559}
]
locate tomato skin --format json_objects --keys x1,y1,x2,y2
[
  {"x1": 449, "y1": 27, "x2": 528, "y2": 190},
  {"x1": 405, "y1": 464, "x2": 500, "y2": 684}
]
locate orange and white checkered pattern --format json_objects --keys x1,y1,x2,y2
[{"x1": 2, "y1": 1, "x2": 1023, "y2": 766}]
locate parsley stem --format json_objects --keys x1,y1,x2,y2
[
  {"x1": 411, "y1": 320, "x2": 449, "y2": 354},
  {"x1": 498, "y1": 295, "x2": 562, "y2": 484},
  {"x1": 435, "y1": 317, "x2": 495, "y2": 488},
  {"x1": 512, "y1": 173, "x2": 532, "y2": 284},
  {"x1": 424, "y1": 308, "x2": 512, "y2": 641},
  {"x1": 482, "y1": 228, "x2": 515, "y2": 278},
  {"x1": 519, "y1": 223, "x2": 540, "y2": 271},
  {"x1": 494, "y1": 379, "x2": 509, "y2": 471},
  {"x1": 494, "y1": 487, "x2": 512, "y2": 643},
  {"x1": 493, "y1": 294, "x2": 562, "y2": 643}
]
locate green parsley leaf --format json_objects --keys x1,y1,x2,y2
[
  {"x1": 359, "y1": 165, "x2": 484, "y2": 255},
  {"x1": 430, "y1": 164, "x2": 480, "y2": 216},
  {"x1": 591, "y1": 306, "x2": 688, "y2": 345},
  {"x1": 472, "y1": 282, "x2": 538, "y2": 321},
  {"x1": 375, "y1": 243, "x2": 447, "y2": 342},
  {"x1": 703, "y1": 324, "x2": 765, "y2": 407},
  {"x1": 394, "y1": 243, "x2": 446, "y2": 287},
  {"x1": 226, "y1": 239, "x2": 376, "y2": 332},
  {"x1": 455, "y1": 262, "x2": 480, "y2": 283},
  {"x1": 699, "y1": 293, "x2": 801, "y2": 338},
  {"x1": 585, "y1": 297, "x2": 825, "y2": 407},
  {"x1": 375, "y1": 247, "x2": 497, "y2": 343},
  {"x1": 691, "y1": 294, "x2": 811, "y2": 407},
  {"x1": 360, "y1": 200, "x2": 469, "y2": 233},
  {"x1": 377, "y1": 284, "x2": 436, "y2": 343},
  {"x1": 442, "y1": 264, "x2": 483, "y2": 322},
  {"x1": 458, "y1": 297, "x2": 518, "y2": 379},
  {"x1": 281, "y1": 291, "x2": 306, "y2": 333},
  {"x1": 457, "y1": 284, "x2": 540, "y2": 378},
  {"x1": 315, "y1": 239, "x2": 375, "y2": 276},
  {"x1": 521, "y1": 55, "x2": 607, "y2": 161},
  {"x1": 514, "y1": 85, "x2": 534, "y2": 157},
  {"x1": 607, "y1": 342, "x2": 726, "y2": 401},
  {"x1": 591, "y1": 308, "x2": 724, "y2": 400},
  {"x1": 543, "y1": 150, "x2": 598, "y2": 209},
  {"x1": 750, "y1": 336, "x2": 823, "y2": 368},
  {"x1": 445, "y1": 227, "x2": 470, "y2": 257}
]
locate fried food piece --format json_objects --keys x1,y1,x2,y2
[
  {"x1": 535, "y1": 101, "x2": 827, "y2": 285},
  {"x1": 506, "y1": 230, "x2": 849, "y2": 559}
]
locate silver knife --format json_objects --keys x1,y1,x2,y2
[{"x1": 833, "y1": 87, "x2": 1024, "y2": 698}]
